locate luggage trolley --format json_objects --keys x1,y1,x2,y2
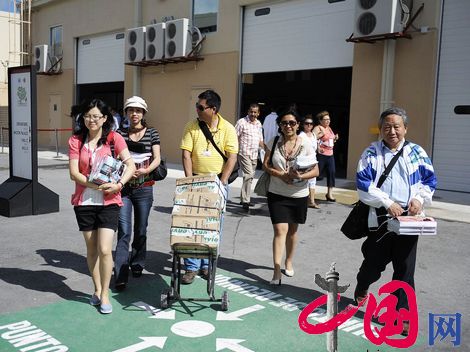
[{"x1": 160, "y1": 242, "x2": 229, "y2": 311}]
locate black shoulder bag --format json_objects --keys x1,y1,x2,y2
[
  {"x1": 198, "y1": 119, "x2": 239, "y2": 184},
  {"x1": 340, "y1": 142, "x2": 408, "y2": 240}
]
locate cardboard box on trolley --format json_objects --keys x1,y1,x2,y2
[
  {"x1": 174, "y1": 175, "x2": 227, "y2": 200},
  {"x1": 170, "y1": 175, "x2": 226, "y2": 255},
  {"x1": 174, "y1": 192, "x2": 225, "y2": 210}
]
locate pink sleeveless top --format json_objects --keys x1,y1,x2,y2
[{"x1": 318, "y1": 127, "x2": 335, "y2": 156}]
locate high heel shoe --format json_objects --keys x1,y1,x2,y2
[
  {"x1": 269, "y1": 277, "x2": 282, "y2": 286},
  {"x1": 284, "y1": 269, "x2": 295, "y2": 277},
  {"x1": 325, "y1": 195, "x2": 336, "y2": 202}
]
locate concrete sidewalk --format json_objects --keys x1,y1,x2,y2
[{"x1": 1, "y1": 148, "x2": 468, "y2": 223}]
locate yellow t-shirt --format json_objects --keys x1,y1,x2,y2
[{"x1": 180, "y1": 114, "x2": 239, "y2": 174}]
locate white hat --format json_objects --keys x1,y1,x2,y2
[{"x1": 124, "y1": 96, "x2": 148, "y2": 112}]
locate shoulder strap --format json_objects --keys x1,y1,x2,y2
[
  {"x1": 268, "y1": 136, "x2": 280, "y2": 166},
  {"x1": 377, "y1": 141, "x2": 409, "y2": 188},
  {"x1": 198, "y1": 119, "x2": 227, "y2": 161},
  {"x1": 106, "y1": 131, "x2": 116, "y2": 158}
]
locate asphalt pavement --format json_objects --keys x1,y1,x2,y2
[{"x1": 0, "y1": 149, "x2": 469, "y2": 351}]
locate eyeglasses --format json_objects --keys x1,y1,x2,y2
[
  {"x1": 304, "y1": 122, "x2": 313, "y2": 125},
  {"x1": 195, "y1": 103, "x2": 212, "y2": 112},
  {"x1": 280, "y1": 120, "x2": 297, "y2": 127},
  {"x1": 83, "y1": 114, "x2": 105, "y2": 121}
]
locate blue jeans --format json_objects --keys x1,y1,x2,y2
[
  {"x1": 115, "y1": 185, "x2": 153, "y2": 283},
  {"x1": 184, "y1": 184, "x2": 227, "y2": 271}
]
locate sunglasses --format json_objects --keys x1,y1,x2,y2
[
  {"x1": 304, "y1": 122, "x2": 313, "y2": 125},
  {"x1": 280, "y1": 120, "x2": 298, "y2": 127},
  {"x1": 195, "y1": 103, "x2": 212, "y2": 111}
]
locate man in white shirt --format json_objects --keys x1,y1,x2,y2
[
  {"x1": 235, "y1": 104, "x2": 264, "y2": 211},
  {"x1": 263, "y1": 108, "x2": 279, "y2": 145}
]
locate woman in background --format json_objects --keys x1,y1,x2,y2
[
  {"x1": 68, "y1": 98, "x2": 135, "y2": 314},
  {"x1": 314, "y1": 111, "x2": 339, "y2": 201},
  {"x1": 299, "y1": 114, "x2": 320, "y2": 208}
]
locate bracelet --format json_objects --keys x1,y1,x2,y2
[{"x1": 117, "y1": 181, "x2": 124, "y2": 189}]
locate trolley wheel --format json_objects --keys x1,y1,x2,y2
[
  {"x1": 160, "y1": 290, "x2": 169, "y2": 309},
  {"x1": 221, "y1": 291, "x2": 229, "y2": 311}
]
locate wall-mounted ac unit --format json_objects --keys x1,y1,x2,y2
[
  {"x1": 34, "y1": 45, "x2": 50, "y2": 73},
  {"x1": 354, "y1": 0, "x2": 403, "y2": 37},
  {"x1": 165, "y1": 18, "x2": 191, "y2": 58},
  {"x1": 125, "y1": 26, "x2": 146, "y2": 63},
  {"x1": 146, "y1": 23, "x2": 165, "y2": 60}
]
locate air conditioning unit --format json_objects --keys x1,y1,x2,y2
[
  {"x1": 34, "y1": 45, "x2": 50, "y2": 73},
  {"x1": 125, "y1": 26, "x2": 146, "y2": 63},
  {"x1": 145, "y1": 23, "x2": 165, "y2": 60},
  {"x1": 165, "y1": 18, "x2": 191, "y2": 58},
  {"x1": 354, "y1": 0, "x2": 403, "y2": 37}
]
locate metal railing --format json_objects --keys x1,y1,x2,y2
[{"x1": 0, "y1": 126, "x2": 72, "y2": 157}]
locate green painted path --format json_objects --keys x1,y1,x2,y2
[{"x1": 0, "y1": 269, "x2": 423, "y2": 351}]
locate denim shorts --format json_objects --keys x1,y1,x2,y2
[{"x1": 74, "y1": 204, "x2": 120, "y2": 231}]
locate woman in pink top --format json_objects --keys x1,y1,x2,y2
[
  {"x1": 68, "y1": 98, "x2": 135, "y2": 314},
  {"x1": 313, "y1": 111, "x2": 339, "y2": 201}
]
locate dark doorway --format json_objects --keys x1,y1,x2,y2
[
  {"x1": 240, "y1": 67, "x2": 352, "y2": 178},
  {"x1": 77, "y1": 81, "x2": 124, "y2": 115}
]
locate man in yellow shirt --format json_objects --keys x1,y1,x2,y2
[{"x1": 180, "y1": 89, "x2": 238, "y2": 284}]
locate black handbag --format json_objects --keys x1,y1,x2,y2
[
  {"x1": 152, "y1": 157, "x2": 167, "y2": 181},
  {"x1": 341, "y1": 142, "x2": 408, "y2": 240},
  {"x1": 198, "y1": 119, "x2": 239, "y2": 184}
]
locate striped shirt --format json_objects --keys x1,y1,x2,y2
[
  {"x1": 117, "y1": 127, "x2": 160, "y2": 187},
  {"x1": 235, "y1": 116, "x2": 263, "y2": 160}
]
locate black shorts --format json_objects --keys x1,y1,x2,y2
[
  {"x1": 267, "y1": 192, "x2": 308, "y2": 224},
  {"x1": 74, "y1": 204, "x2": 120, "y2": 231}
]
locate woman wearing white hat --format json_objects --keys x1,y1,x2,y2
[{"x1": 114, "y1": 96, "x2": 161, "y2": 290}]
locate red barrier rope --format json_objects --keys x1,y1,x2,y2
[{"x1": 0, "y1": 128, "x2": 73, "y2": 132}]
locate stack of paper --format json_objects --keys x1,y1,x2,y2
[
  {"x1": 388, "y1": 216, "x2": 437, "y2": 236},
  {"x1": 294, "y1": 155, "x2": 318, "y2": 171}
]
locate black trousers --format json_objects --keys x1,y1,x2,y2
[
  {"x1": 356, "y1": 225, "x2": 419, "y2": 310},
  {"x1": 317, "y1": 154, "x2": 336, "y2": 187}
]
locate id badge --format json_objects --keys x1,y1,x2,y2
[
  {"x1": 328, "y1": 138, "x2": 334, "y2": 147},
  {"x1": 202, "y1": 150, "x2": 212, "y2": 157}
]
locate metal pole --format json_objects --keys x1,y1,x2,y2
[
  {"x1": 326, "y1": 266, "x2": 340, "y2": 352},
  {"x1": 314, "y1": 263, "x2": 350, "y2": 352},
  {"x1": 55, "y1": 128, "x2": 59, "y2": 157},
  {"x1": 1, "y1": 126, "x2": 3, "y2": 153}
]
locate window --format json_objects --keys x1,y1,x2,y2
[
  {"x1": 192, "y1": 0, "x2": 218, "y2": 33},
  {"x1": 50, "y1": 25, "x2": 63, "y2": 58}
]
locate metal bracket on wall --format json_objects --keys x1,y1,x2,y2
[
  {"x1": 126, "y1": 36, "x2": 206, "y2": 68},
  {"x1": 346, "y1": 3, "x2": 424, "y2": 44},
  {"x1": 37, "y1": 56, "x2": 63, "y2": 75}
]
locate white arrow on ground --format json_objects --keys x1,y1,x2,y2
[
  {"x1": 216, "y1": 304, "x2": 265, "y2": 321},
  {"x1": 216, "y1": 338, "x2": 254, "y2": 352},
  {"x1": 132, "y1": 301, "x2": 175, "y2": 319},
  {"x1": 113, "y1": 337, "x2": 167, "y2": 352}
]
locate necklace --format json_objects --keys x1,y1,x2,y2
[
  {"x1": 282, "y1": 136, "x2": 299, "y2": 162},
  {"x1": 129, "y1": 126, "x2": 145, "y2": 133},
  {"x1": 129, "y1": 127, "x2": 146, "y2": 142}
]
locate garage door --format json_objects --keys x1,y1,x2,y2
[
  {"x1": 77, "y1": 31, "x2": 125, "y2": 84},
  {"x1": 242, "y1": 0, "x2": 354, "y2": 74},
  {"x1": 433, "y1": 0, "x2": 470, "y2": 192}
]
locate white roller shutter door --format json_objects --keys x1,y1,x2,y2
[
  {"x1": 242, "y1": 0, "x2": 354, "y2": 74},
  {"x1": 433, "y1": 0, "x2": 470, "y2": 192},
  {"x1": 77, "y1": 31, "x2": 125, "y2": 84}
]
